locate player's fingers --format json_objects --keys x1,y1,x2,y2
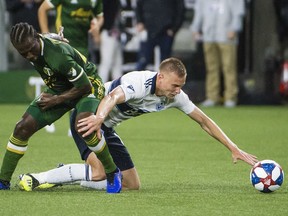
[
  {"x1": 232, "y1": 157, "x2": 237, "y2": 164},
  {"x1": 243, "y1": 155, "x2": 256, "y2": 166},
  {"x1": 78, "y1": 124, "x2": 88, "y2": 133},
  {"x1": 82, "y1": 128, "x2": 94, "y2": 137},
  {"x1": 96, "y1": 130, "x2": 102, "y2": 140},
  {"x1": 58, "y1": 26, "x2": 64, "y2": 36},
  {"x1": 78, "y1": 117, "x2": 89, "y2": 123},
  {"x1": 250, "y1": 154, "x2": 258, "y2": 159}
]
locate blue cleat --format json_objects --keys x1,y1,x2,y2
[
  {"x1": 0, "y1": 179, "x2": 10, "y2": 190},
  {"x1": 106, "y1": 168, "x2": 122, "y2": 193}
]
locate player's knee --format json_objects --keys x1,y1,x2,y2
[
  {"x1": 129, "y1": 181, "x2": 141, "y2": 190},
  {"x1": 14, "y1": 118, "x2": 36, "y2": 138},
  {"x1": 123, "y1": 179, "x2": 141, "y2": 190},
  {"x1": 122, "y1": 169, "x2": 141, "y2": 190}
]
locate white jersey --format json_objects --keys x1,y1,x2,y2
[{"x1": 103, "y1": 71, "x2": 196, "y2": 128}]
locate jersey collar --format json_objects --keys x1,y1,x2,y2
[
  {"x1": 39, "y1": 37, "x2": 44, "y2": 56},
  {"x1": 150, "y1": 74, "x2": 157, "y2": 94}
]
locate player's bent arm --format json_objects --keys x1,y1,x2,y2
[
  {"x1": 57, "y1": 84, "x2": 92, "y2": 103},
  {"x1": 37, "y1": 84, "x2": 92, "y2": 110},
  {"x1": 188, "y1": 107, "x2": 257, "y2": 165},
  {"x1": 96, "y1": 86, "x2": 126, "y2": 120},
  {"x1": 78, "y1": 86, "x2": 126, "y2": 138},
  {"x1": 38, "y1": 0, "x2": 53, "y2": 33}
]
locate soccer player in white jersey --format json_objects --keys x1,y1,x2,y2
[{"x1": 19, "y1": 58, "x2": 258, "y2": 191}]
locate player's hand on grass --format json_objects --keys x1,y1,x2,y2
[
  {"x1": 231, "y1": 148, "x2": 258, "y2": 166},
  {"x1": 77, "y1": 115, "x2": 102, "y2": 139}
]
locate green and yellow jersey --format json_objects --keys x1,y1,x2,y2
[
  {"x1": 26, "y1": 35, "x2": 104, "y2": 127},
  {"x1": 33, "y1": 35, "x2": 103, "y2": 97},
  {"x1": 47, "y1": 0, "x2": 103, "y2": 57}
]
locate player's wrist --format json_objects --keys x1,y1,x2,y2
[{"x1": 96, "y1": 113, "x2": 105, "y2": 120}]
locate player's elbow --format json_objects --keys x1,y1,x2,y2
[{"x1": 82, "y1": 84, "x2": 93, "y2": 95}]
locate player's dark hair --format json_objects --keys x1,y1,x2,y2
[
  {"x1": 10, "y1": 22, "x2": 38, "y2": 46},
  {"x1": 159, "y1": 57, "x2": 186, "y2": 78}
]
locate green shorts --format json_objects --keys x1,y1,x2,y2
[{"x1": 26, "y1": 79, "x2": 104, "y2": 129}]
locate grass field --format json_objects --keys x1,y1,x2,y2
[{"x1": 0, "y1": 104, "x2": 287, "y2": 216}]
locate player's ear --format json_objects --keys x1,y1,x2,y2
[{"x1": 158, "y1": 72, "x2": 164, "y2": 79}]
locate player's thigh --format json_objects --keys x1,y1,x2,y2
[
  {"x1": 75, "y1": 96, "x2": 100, "y2": 115},
  {"x1": 27, "y1": 99, "x2": 70, "y2": 129}
]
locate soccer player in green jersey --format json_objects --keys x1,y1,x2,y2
[
  {"x1": 38, "y1": 0, "x2": 103, "y2": 57},
  {"x1": 0, "y1": 22, "x2": 121, "y2": 193}
]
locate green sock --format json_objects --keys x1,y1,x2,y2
[
  {"x1": 0, "y1": 150, "x2": 24, "y2": 181},
  {"x1": 96, "y1": 144, "x2": 117, "y2": 174},
  {"x1": 85, "y1": 133, "x2": 117, "y2": 174}
]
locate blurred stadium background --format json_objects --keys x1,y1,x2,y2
[{"x1": 0, "y1": 0, "x2": 286, "y2": 105}]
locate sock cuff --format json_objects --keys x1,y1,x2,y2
[
  {"x1": 85, "y1": 164, "x2": 92, "y2": 181},
  {"x1": 87, "y1": 136, "x2": 106, "y2": 153},
  {"x1": 85, "y1": 134, "x2": 100, "y2": 147},
  {"x1": 7, "y1": 141, "x2": 28, "y2": 155},
  {"x1": 9, "y1": 134, "x2": 28, "y2": 146}
]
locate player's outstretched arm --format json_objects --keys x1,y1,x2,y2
[
  {"x1": 78, "y1": 86, "x2": 126, "y2": 138},
  {"x1": 188, "y1": 106, "x2": 258, "y2": 166}
]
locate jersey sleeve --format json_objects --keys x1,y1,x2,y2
[
  {"x1": 174, "y1": 90, "x2": 195, "y2": 114},
  {"x1": 118, "y1": 73, "x2": 147, "y2": 102},
  {"x1": 94, "y1": 0, "x2": 103, "y2": 16},
  {"x1": 60, "y1": 59, "x2": 91, "y2": 88}
]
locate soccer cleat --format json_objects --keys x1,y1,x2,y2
[
  {"x1": 33, "y1": 163, "x2": 64, "y2": 190},
  {"x1": 18, "y1": 174, "x2": 39, "y2": 191},
  {"x1": 0, "y1": 179, "x2": 10, "y2": 190},
  {"x1": 106, "y1": 168, "x2": 122, "y2": 193},
  {"x1": 36, "y1": 183, "x2": 60, "y2": 190}
]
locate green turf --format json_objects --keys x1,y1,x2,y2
[{"x1": 0, "y1": 105, "x2": 287, "y2": 216}]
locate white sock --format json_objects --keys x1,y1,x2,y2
[
  {"x1": 80, "y1": 180, "x2": 107, "y2": 190},
  {"x1": 32, "y1": 164, "x2": 92, "y2": 184}
]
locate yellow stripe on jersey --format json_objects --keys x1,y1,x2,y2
[
  {"x1": 95, "y1": 79, "x2": 104, "y2": 98},
  {"x1": 88, "y1": 77, "x2": 104, "y2": 98},
  {"x1": 7, "y1": 142, "x2": 28, "y2": 155},
  {"x1": 56, "y1": 5, "x2": 63, "y2": 33},
  {"x1": 73, "y1": 47, "x2": 87, "y2": 62}
]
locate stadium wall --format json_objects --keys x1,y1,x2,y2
[{"x1": 0, "y1": 70, "x2": 42, "y2": 103}]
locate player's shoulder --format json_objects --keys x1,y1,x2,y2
[
  {"x1": 42, "y1": 36, "x2": 71, "y2": 56},
  {"x1": 122, "y1": 70, "x2": 157, "y2": 83},
  {"x1": 119, "y1": 70, "x2": 156, "y2": 95}
]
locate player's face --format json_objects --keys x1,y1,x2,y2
[
  {"x1": 16, "y1": 38, "x2": 40, "y2": 62},
  {"x1": 156, "y1": 72, "x2": 186, "y2": 99}
]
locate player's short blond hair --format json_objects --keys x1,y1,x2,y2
[{"x1": 159, "y1": 57, "x2": 186, "y2": 78}]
